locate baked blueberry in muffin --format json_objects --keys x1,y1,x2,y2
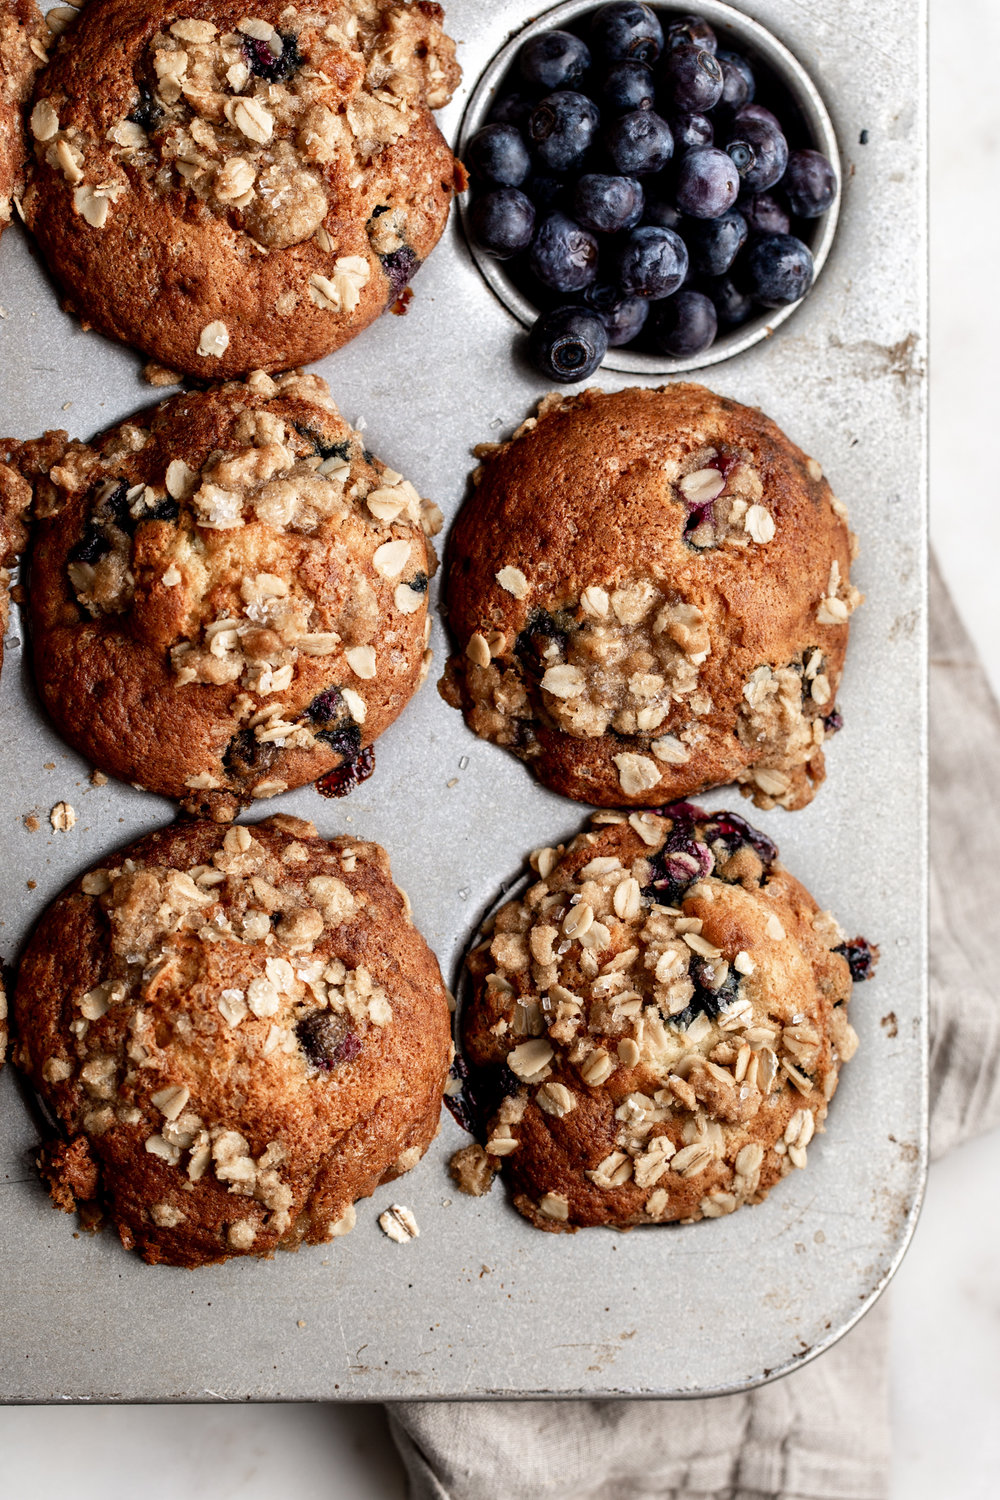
[
  {"x1": 12, "y1": 369, "x2": 440, "y2": 817},
  {"x1": 12, "y1": 814, "x2": 452, "y2": 1266},
  {"x1": 22, "y1": 0, "x2": 462, "y2": 375},
  {"x1": 453, "y1": 802, "x2": 875, "y2": 1231},
  {"x1": 440, "y1": 383, "x2": 861, "y2": 811},
  {"x1": 0, "y1": 0, "x2": 44, "y2": 245}
]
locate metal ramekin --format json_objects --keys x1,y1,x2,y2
[{"x1": 457, "y1": 0, "x2": 841, "y2": 375}]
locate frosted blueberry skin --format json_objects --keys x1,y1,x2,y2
[
  {"x1": 470, "y1": 189, "x2": 536, "y2": 258},
  {"x1": 528, "y1": 306, "x2": 608, "y2": 381}
]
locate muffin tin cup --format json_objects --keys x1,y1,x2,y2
[{"x1": 457, "y1": 0, "x2": 842, "y2": 374}]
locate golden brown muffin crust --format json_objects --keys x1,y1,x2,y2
[
  {"x1": 22, "y1": 0, "x2": 461, "y2": 375},
  {"x1": 16, "y1": 370, "x2": 439, "y2": 817},
  {"x1": 458, "y1": 804, "x2": 870, "y2": 1232},
  {"x1": 441, "y1": 384, "x2": 862, "y2": 812},
  {"x1": 13, "y1": 814, "x2": 453, "y2": 1266}
]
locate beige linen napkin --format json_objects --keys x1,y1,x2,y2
[{"x1": 389, "y1": 557, "x2": 1000, "y2": 1500}]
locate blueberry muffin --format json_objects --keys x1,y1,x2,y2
[
  {"x1": 22, "y1": 0, "x2": 462, "y2": 376},
  {"x1": 12, "y1": 814, "x2": 452, "y2": 1266},
  {"x1": 0, "y1": 434, "x2": 32, "y2": 683},
  {"x1": 13, "y1": 369, "x2": 439, "y2": 818},
  {"x1": 454, "y1": 803, "x2": 875, "y2": 1232},
  {"x1": 440, "y1": 385, "x2": 861, "y2": 812},
  {"x1": 0, "y1": 0, "x2": 44, "y2": 243}
]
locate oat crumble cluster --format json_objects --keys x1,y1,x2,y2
[
  {"x1": 441, "y1": 384, "x2": 861, "y2": 812},
  {"x1": 12, "y1": 815, "x2": 452, "y2": 1266},
  {"x1": 454, "y1": 803, "x2": 873, "y2": 1232},
  {"x1": 22, "y1": 0, "x2": 462, "y2": 375},
  {"x1": 12, "y1": 370, "x2": 440, "y2": 816}
]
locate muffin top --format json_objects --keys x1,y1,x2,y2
[
  {"x1": 441, "y1": 384, "x2": 861, "y2": 812},
  {"x1": 14, "y1": 369, "x2": 439, "y2": 817},
  {"x1": 457, "y1": 802, "x2": 873, "y2": 1232},
  {"x1": 13, "y1": 814, "x2": 453, "y2": 1266},
  {"x1": 22, "y1": 0, "x2": 462, "y2": 374},
  {"x1": 0, "y1": 0, "x2": 44, "y2": 239}
]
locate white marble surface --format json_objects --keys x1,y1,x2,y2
[{"x1": 2, "y1": 0, "x2": 998, "y2": 1494}]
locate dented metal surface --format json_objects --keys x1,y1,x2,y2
[{"x1": 0, "y1": 0, "x2": 927, "y2": 1401}]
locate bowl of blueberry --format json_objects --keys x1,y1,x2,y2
[{"x1": 458, "y1": 0, "x2": 840, "y2": 380}]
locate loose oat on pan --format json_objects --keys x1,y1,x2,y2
[
  {"x1": 440, "y1": 384, "x2": 862, "y2": 812},
  {"x1": 9, "y1": 369, "x2": 440, "y2": 818},
  {"x1": 453, "y1": 802, "x2": 877, "y2": 1232},
  {"x1": 20, "y1": 0, "x2": 462, "y2": 376},
  {"x1": 11, "y1": 814, "x2": 452, "y2": 1267}
]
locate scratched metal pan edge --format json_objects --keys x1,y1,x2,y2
[{"x1": 0, "y1": 0, "x2": 927, "y2": 1401}]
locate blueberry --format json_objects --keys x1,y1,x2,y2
[
  {"x1": 316, "y1": 743, "x2": 375, "y2": 797},
  {"x1": 528, "y1": 91, "x2": 600, "y2": 173},
  {"x1": 515, "y1": 608, "x2": 572, "y2": 666},
  {"x1": 649, "y1": 288, "x2": 717, "y2": 356},
  {"x1": 724, "y1": 113, "x2": 788, "y2": 193},
  {"x1": 296, "y1": 1012, "x2": 361, "y2": 1071},
  {"x1": 661, "y1": 43, "x2": 724, "y2": 114},
  {"x1": 739, "y1": 190, "x2": 790, "y2": 236},
  {"x1": 703, "y1": 273, "x2": 755, "y2": 329},
  {"x1": 736, "y1": 102, "x2": 782, "y2": 131},
  {"x1": 616, "y1": 224, "x2": 688, "y2": 298},
  {"x1": 822, "y1": 708, "x2": 844, "y2": 735},
  {"x1": 529, "y1": 306, "x2": 608, "y2": 381},
  {"x1": 69, "y1": 525, "x2": 108, "y2": 565},
  {"x1": 783, "y1": 148, "x2": 837, "y2": 217},
  {"x1": 144, "y1": 498, "x2": 180, "y2": 524},
  {"x1": 590, "y1": 2, "x2": 664, "y2": 65},
  {"x1": 379, "y1": 245, "x2": 419, "y2": 298},
  {"x1": 519, "y1": 29, "x2": 591, "y2": 92},
  {"x1": 470, "y1": 188, "x2": 536, "y2": 258},
  {"x1": 529, "y1": 212, "x2": 599, "y2": 291},
  {"x1": 698, "y1": 809, "x2": 777, "y2": 867},
  {"x1": 316, "y1": 723, "x2": 363, "y2": 761},
  {"x1": 525, "y1": 173, "x2": 570, "y2": 213},
  {"x1": 746, "y1": 232, "x2": 814, "y2": 305},
  {"x1": 670, "y1": 112, "x2": 713, "y2": 148},
  {"x1": 665, "y1": 14, "x2": 717, "y2": 52},
  {"x1": 673, "y1": 145, "x2": 739, "y2": 218},
  {"x1": 465, "y1": 123, "x2": 531, "y2": 187},
  {"x1": 584, "y1": 283, "x2": 649, "y2": 344},
  {"x1": 643, "y1": 198, "x2": 682, "y2": 230},
  {"x1": 242, "y1": 30, "x2": 300, "y2": 84},
  {"x1": 573, "y1": 172, "x2": 644, "y2": 233},
  {"x1": 305, "y1": 685, "x2": 342, "y2": 721},
  {"x1": 684, "y1": 206, "x2": 747, "y2": 275},
  {"x1": 488, "y1": 92, "x2": 534, "y2": 128},
  {"x1": 600, "y1": 60, "x2": 655, "y2": 114},
  {"x1": 605, "y1": 108, "x2": 674, "y2": 175},
  {"x1": 716, "y1": 50, "x2": 755, "y2": 108},
  {"x1": 223, "y1": 727, "x2": 278, "y2": 781},
  {"x1": 834, "y1": 936, "x2": 879, "y2": 983},
  {"x1": 127, "y1": 83, "x2": 163, "y2": 134},
  {"x1": 642, "y1": 833, "x2": 714, "y2": 904}
]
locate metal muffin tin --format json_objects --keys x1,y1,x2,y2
[
  {"x1": 0, "y1": 0, "x2": 926, "y2": 1402},
  {"x1": 458, "y1": 0, "x2": 841, "y2": 375}
]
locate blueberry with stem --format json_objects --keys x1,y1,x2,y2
[{"x1": 529, "y1": 306, "x2": 608, "y2": 381}]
